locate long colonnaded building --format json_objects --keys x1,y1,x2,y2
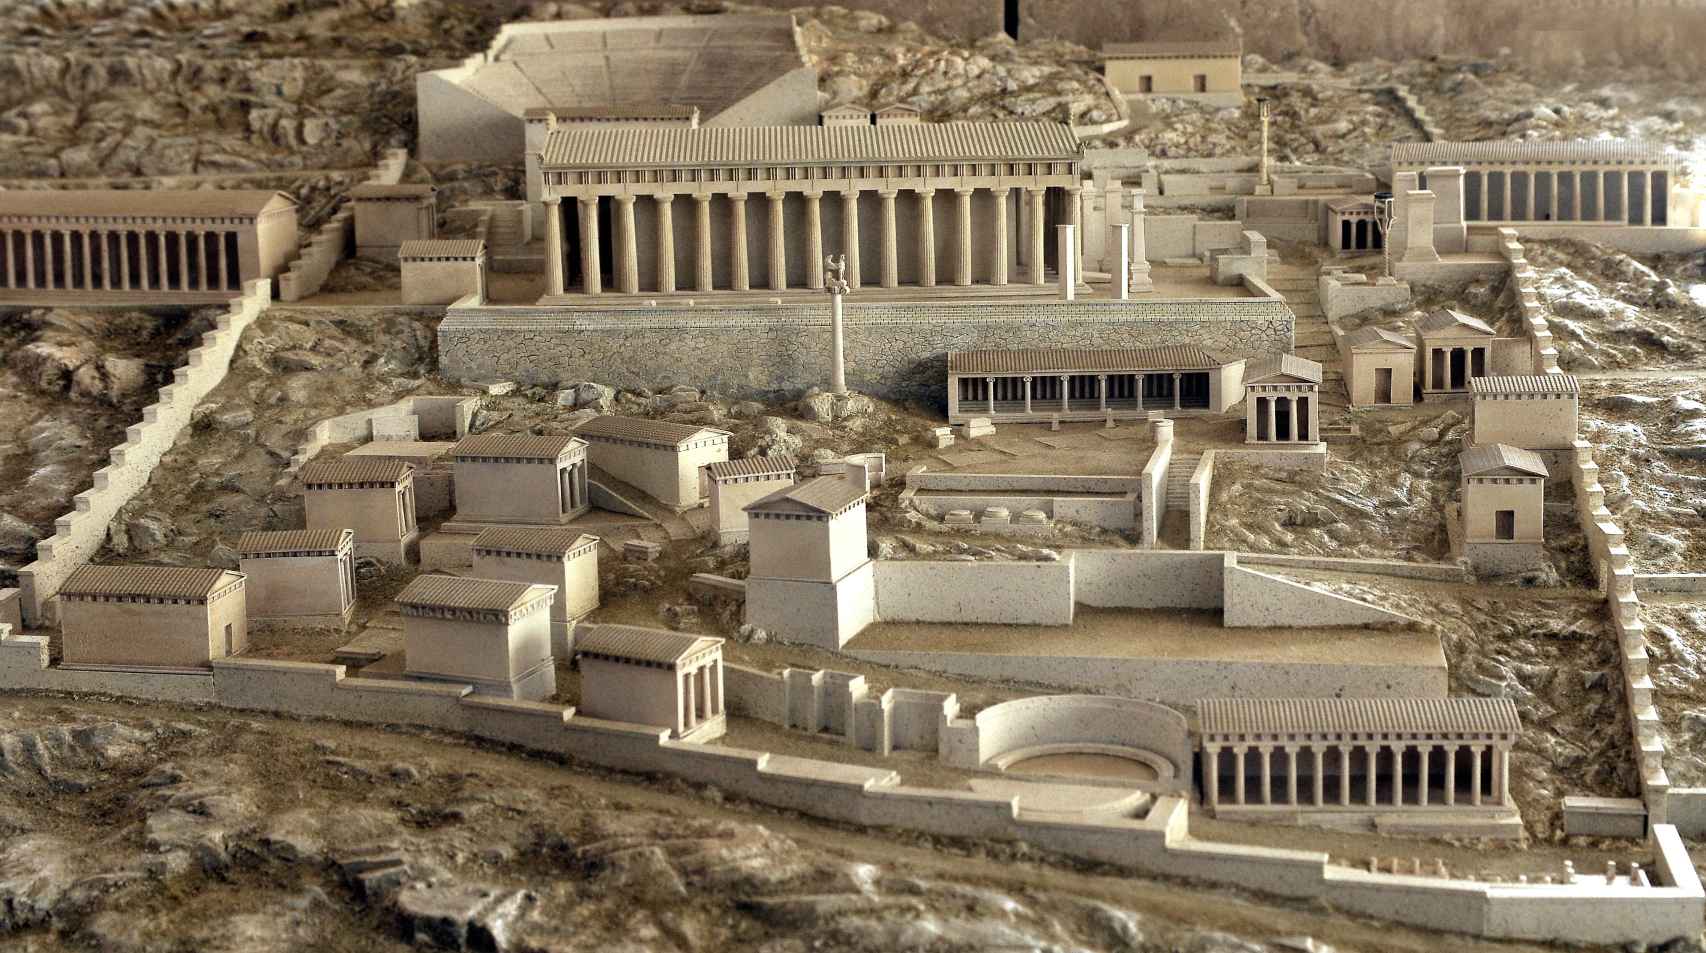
[
  {"x1": 946, "y1": 346, "x2": 1246, "y2": 424},
  {"x1": 1391, "y1": 140, "x2": 1678, "y2": 227}
]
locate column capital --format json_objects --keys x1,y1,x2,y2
[
  {"x1": 651, "y1": 193, "x2": 672, "y2": 204},
  {"x1": 840, "y1": 188, "x2": 862, "y2": 199},
  {"x1": 543, "y1": 196, "x2": 562, "y2": 207},
  {"x1": 766, "y1": 191, "x2": 787, "y2": 202},
  {"x1": 1066, "y1": 184, "x2": 1083, "y2": 195},
  {"x1": 915, "y1": 187, "x2": 936, "y2": 198},
  {"x1": 1022, "y1": 375, "x2": 1033, "y2": 382},
  {"x1": 803, "y1": 189, "x2": 824, "y2": 200},
  {"x1": 692, "y1": 192, "x2": 713, "y2": 204},
  {"x1": 728, "y1": 193, "x2": 748, "y2": 204},
  {"x1": 877, "y1": 188, "x2": 899, "y2": 199},
  {"x1": 1096, "y1": 374, "x2": 1106, "y2": 381},
  {"x1": 1025, "y1": 186, "x2": 1046, "y2": 196},
  {"x1": 954, "y1": 187, "x2": 976, "y2": 197},
  {"x1": 615, "y1": 193, "x2": 636, "y2": 206}
]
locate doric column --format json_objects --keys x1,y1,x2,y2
[
  {"x1": 0, "y1": 231, "x2": 11, "y2": 288},
  {"x1": 177, "y1": 230, "x2": 189, "y2": 291},
  {"x1": 1027, "y1": 188, "x2": 1047, "y2": 285},
  {"x1": 1477, "y1": 172, "x2": 1488, "y2": 221},
  {"x1": 954, "y1": 188, "x2": 974, "y2": 286},
  {"x1": 543, "y1": 198, "x2": 566, "y2": 295},
  {"x1": 694, "y1": 194, "x2": 713, "y2": 292},
  {"x1": 1389, "y1": 743, "x2": 1405, "y2": 806},
  {"x1": 1365, "y1": 745, "x2": 1378, "y2": 807},
  {"x1": 59, "y1": 230, "x2": 72, "y2": 290},
  {"x1": 1549, "y1": 173, "x2": 1561, "y2": 222},
  {"x1": 1526, "y1": 173, "x2": 1536, "y2": 222},
  {"x1": 1171, "y1": 372, "x2": 1181, "y2": 410},
  {"x1": 1097, "y1": 374, "x2": 1107, "y2": 412},
  {"x1": 916, "y1": 188, "x2": 936, "y2": 287},
  {"x1": 22, "y1": 230, "x2": 35, "y2": 289},
  {"x1": 616, "y1": 195, "x2": 639, "y2": 294},
  {"x1": 804, "y1": 191, "x2": 824, "y2": 290},
  {"x1": 578, "y1": 197, "x2": 602, "y2": 295},
  {"x1": 728, "y1": 193, "x2": 749, "y2": 291},
  {"x1": 1470, "y1": 745, "x2": 1484, "y2": 806},
  {"x1": 1233, "y1": 746, "x2": 1247, "y2": 805},
  {"x1": 652, "y1": 195, "x2": 675, "y2": 295},
  {"x1": 1288, "y1": 394, "x2": 1300, "y2": 443},
  {"x1": 1339, "y1": 745, "x2": 1352, "y2": 806},
  {"x1": 1258, "y1": 747, "x2": 1272, "y2": 805},
  {"x1": 991, "y1": 187, "x2": 1010, "y2": 286},
  {"x1": 1593, "y1": 170, "x2": 1605, "y2": 221},
  {"x1": 1497, "y1": 745, "x2": 1511, "y2": 805},
  {"x1": 840, "y1": 190, "x2": 860, "y2": 290},
  {"x1": 1284, "y1": 746, "x2": 1299, "y2": 805},
  {"x1": 1205, "y1": 745, "x2": 1221, "y2": 808},
  {"x1": 684, "y1": 671, "x2": 697, "y2": 730},
  {"x1": 1265, "y1": 396, "x2": 1276, "y2": 443},
  {"x1": 1022, "y1": 375, "x2": 1032, "y2": 415},
  {"x1": 212, "y1": 231, "x2": 227, "y2": 291},
  {"x1": 118, "y1": 231, "x2": 130, "y2": 291},
  {"x1": 79, "y1": 230, "x2": 92, "y2": 290},
  {"x1": 878, "y1": 189, "x2": 898, "y2": 289},
  {"x1": 141, "y1": 231, "x2": 155, "y2": 291},
  {"x1": 1418, "y1": 745, "x2": 1430, "y2": 807},
  {"x1": 41, "y1": 229, "x2": 57, "y2": 289},
  {"x1": 1444, "y1": 746, "x2": 1457, "y2": 806},
  {"x1": 1312, "y1": 746, "x2": 1326, "y2": 806},
  {"x1": 766, "y1": 191, "x2": 786, "y2": 292}
]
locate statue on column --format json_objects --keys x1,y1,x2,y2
[{"x1": 825, "y1": 253, "x2": 850, "y2": 395}]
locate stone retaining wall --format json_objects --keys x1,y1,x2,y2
[{"x1": 277, "y1": 149, "x2": 408, "y2": 302}]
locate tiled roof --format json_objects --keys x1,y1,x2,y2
[
  {"x1": 1469, "y1": 374, "x2": 1579, "y2": 396},
  {"x1": 0, "y1": 189, "x2": 295, "y2": 219},
  {"x1": 575, "y1": 623, "x2": 722, "y2": 664},
  {"x1": 746, "y1": 475, "x2": 866, "y2": 515},
  {"x1": 236, "y1": 529, "x2": 352, "y2": 556},
  {"x1": 1341, "y1": 326, "x2": 1415, "y2": 350},
  {"x1": 574, "y1": 416, "x2": 730, "y2": 447},
  {"x1": 1418, "y1": 308, "x2": 1496, "y2": 336},
  {"x1": 1243, "y1": 353, "x2": 1323, "y2": 385},
  {"x1": 399, "y1": 239, "x2": 485, "y2": 260},
  {"x1": 706, "y1": 454, "x2": 797, "y2": 481},
  {"x1": 1103, "y1": 38, "x2": 1243, "y2": 57},
  {"x1": 1198, "y1": 697, "x2": 1521, "y2": 737},
  {"x1": 542, "y1": 121, "x2": 1082, "y2": 169},
  {"x1": 526, "y1": 105, "x2": 699, "y2": 121},
  {"x1": 395, "y1": 574, "x2": 553, "y2": 613},
  {"x1": 1392, "y1": 140, "x2": 1675, "y2": 166},
  {"x1": 1459, "y1": 443, "x2": 1549, "y2": 478},
  {"x1": 452, "y1": 432, "x2": 584, "y2": 460},
  {"x1": 948, "y1": 345, "x2": 1227, "y2": 376},
  {"x1": 59, "y1": 565, "x2": 240, "y2": 600},
  {"x1": 349, "y1": 183, "x2": 436, "y2": 199},
  {"x1": 472, "y1": 527, "x2": 598, "y2": 556},
  {"x1": 300, "y1": 457, "x2": 414, "y2": 486}
]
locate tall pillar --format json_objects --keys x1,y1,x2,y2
[
  {"x1": 213, "y1": 231, "x2": 227, "y2": 291},
  {"x1": 1102, "y1": 181, "x2": 1124, "y2": 271},
  {"x1": 1339, "y1": 745, "x2": 1351, "y2": 806},
  {"x1": 1205, "y1": 746, "x2": 1220, "y2": 808},
  {"x1": 1233, "y1": 746, "x2": 1247, "y2": 805},
  {"x1": 694, "y1": 194, "x2": 713, "y2": 292},
  {"x1": 1129, "y1": 188, "x2": 1153, "y2": 293},
  {"x1": 79, "y1": 230, "x2": 92, "y2": 290},
  {"x1": 177, "y1": 230, "x2": 189, "y2": 291},
  {"x1": 1444, "y1": 746, "x2": 1457, "y2": 806},
  {"x1": 22, "y1": 230, "x2": 34, "y2": 289},
  {"x1": 991, "y1": 188, "x2": 1010, "y2": 286},
  {"x1": 1400, "y1": 190, "x2": 1441, "y2": 263},
  {"x1": 1022, "y1": 375, "x2": 1032, "y2": 415},
  {"x1": 916, "y1": 188, "x2": 936, "y2": 287},
  {"x1": 1028, "y1": 188, "x2": 1047, "y2": 285},
  {"x1": 1284, "y1": 746, "x2": 1299, "y2": 805},
  {"x1": 766, "y1": 192, "x2": 787, "y2": 292},
  {"x1": 616, "y1": 195, "x2": 639, "y2": 294},
  {"x1": 1312, "y1": 746, "x2": 1326, "y2": 806},
  {"x1": 1065, "y1": 185, "x2": 1083, "y2": 279},
  {"x1": 1016, "y1": 187, "x2": 1030, "y2": 269},
  {"x1": 1171, "y1": 372, "x2": 1181, "y2": 410},
  {"x1": 1058, "y1": 374, "x2": 1069, "y2": 413},
  {"x1": 543, "y1": 198, "x2": 566, "y2": 296},
  {"x1": 728, "y1": 193, "x2": 750, "y2": 292},
  {"x1": 118, "y1": 231, "x2": 129, "y2": 291},
  {"x1": 653, "y1": 195, "x2": 675, "y2": 295},
  {"x1": 1258, "y1": 747, "x2": 1272, "y2": 805},
  {"x1": 954, "y1": 188, "x2": 974, "y2": 287},
  {"x1": 579, "y1": 198, "x2": 602, "y2": 295},
  {"x1": 1418, "y1": 745, "x2": 1430, "y2": 807},
  {"x1": 878, "y1": 190, "x2": 898, "y2": 289},
  {"x1": 805, "y1": 191, "x2": 824, "y2": 290},
  {"x1": 1097, "y1": 374, "x2": 1107, "y2": 411},
  {"x1": 1365, "y1": 746, "x2": 1378, "y2": 807},
  {"x1": 840, "y1": 190, "x2": 860, "y2": 290},
  {"x1": 1114, "y1": 223, "x2": 1131, "y2": 301},
  {"x1": 984, "y1": 376, "x2": 995, "y2": 413},
  {"x1": 1470, "y1": 745, "x2": 1484, "y2": 807}
]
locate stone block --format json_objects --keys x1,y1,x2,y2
[
  {"x1": 623, "y1": 540, "x2": 663, "y2": 563},
  {"x1": 370, "y1": 415, "x2": 421, "y2": 442}
]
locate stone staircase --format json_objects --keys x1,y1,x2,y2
[
  {"x1": 1264, "y1": 267, "x2": 1338, "y2": 376},
  {"x1": 485, "y1": 203, "x2": 528, "y2": 249},
  {"x1": 586, "y1": 464, "x2": 697, "y2": 541},
  {"x1": 1165, "y1": 452, "x2": 1200, "y2": 512}
]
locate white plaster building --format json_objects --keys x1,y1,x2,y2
[
  {"x1": 450, "y1": 432, "x2": 590, "y2": 525},
  {"x1": 1469, "y1": 374, "x2": 1580, "y2": 450},
  {"x1": 58, "y1": 565, "x2": 248, "y2": 671},
  {"x1": 236, "y1": 528, "x2": 356, "y2": 627},
  {"x1": 743, "y1": 476, "x2": 874, "y2": 650},
  {"x1": 574, "y1": 623, "x2": 726, "y2": 739},
  {"x1": 1459, "y1": 443, "x2": 1550, "y2": 575},
  {"x1": 470, "y1": 527, "x2": 599, "y2": 656},
  {"x1": 1242, "y1": 353, "x2": 1322, "y2": 444},
  {"x1": 396, "y1": 574, "x2": 557, "y2": 700},
  {"x1": 1327, "y1": 198, "x2": 1383, "y2": 255},
  {"x1": 1418, "y1": 308, "x2": 1497, "y2": 398},
  {"x1": 706, "y1": 454, "x2": 798, "y2": 544},
  {"x1": 947, "y1": 346, "x2": 1245, "y2": 424},
  {"x1": 1340, "y1": 326, "x2": 1416, "y2": 407},
  {"x1": 574, "y1": 416, "x2": 730, "y2": 510}
]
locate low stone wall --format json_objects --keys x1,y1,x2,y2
[
  {"x1": 278, "y1": 149, "x2": 408, "y2": 302},
  {"x1": 1636, "y1": 574, "x2": 1706, "y2": 594},
  {"x1": 1496, "y1": 228, "x2": 1561, "y2": 374},
  {"x1": 439, "y1": 296, "x2": 1294, "y2": 403},
  {"x1": 1236, "y1": 552, "x2": 1470, "y2": 582},
  {"x1": 15, "y1": 280, "x2": 273, "y2": 625},
  {"x1": 0, "y1": 628, "x2": 216, "y2": 703},
  {"x1": 1188, "y1": 451, "x2": 1214, "y2": 550},
  {"x1": 873, "y1": 560, "x2": 1074, "y2": 626},
  {"x1": 1224, "y1": 561, "x2": 1418, "y2": 628},
  {"x1": 1319, "y1": 268, "x2": 1413, "y2": 321},
  {"x1": 1070, "y1": 548, "x2": 1225, "y2": 609},
  {"x1": 1504, "y1": 225, "x2": 1706, "y2": 255},
  {"x1": 287, "y1": 393, "x2": 480, "y2": 470},
  {"x1": 1139, "y1": 428, "x2": 1172, "y2": 546},
  {"x1": 958, "y1": 694, "x2": 1191, "y2": 782}
]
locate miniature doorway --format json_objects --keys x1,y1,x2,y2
[
  {"x1": 223, "y1": 623, "x2": 234, "y2": 656},
  {"x1": 1375, "y1": 367, "x2": 1393, "y2": 404},
  {"x1": 1273, "y1": 397, "x2": 1292, "y2": 441},
  {"x1": 1193, "y1": 74, "x2": 1208, "y2": 93},
  {"x1": 1495, "y1": 510, "x2": 1516, "y2": 540}
]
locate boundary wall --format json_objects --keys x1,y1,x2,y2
[
  {"x1": 873, "y1": 560, "x2": 1074, "y2": 626},
  {"x1": 278, "y1": 149, "x2": 408, "y2": 302},
  {"x1": 15, "y1": 280, "x2": 273, "y2": 626},
  {"x1": 287, "y1": 394, "x2": 481, "y2": 471},
  {"x1": 1139, "y1": 423, "x2": 1173, "y2": 546},
  {"x1": 1187, "y1": 450, "x2": 1214, "y2": 550},
  {"x1": 1, "y1": 631, "x2": 1698, "y2": 946},
  {"x1": 1319, "y1": 269, "x2": 1412, "y2": 322}
]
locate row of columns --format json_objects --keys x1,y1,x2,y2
[
  {"x1": 1462, "y1": 168, "x2": 1666, "y2": 225},
  {"x1": 545, "y1": 185, "x2": 1081, "y2": 296},
  {"x1": 1250, "y1": 393, "x2": 1308, "y2": 443},
  {"x1": 1424, "y1": 344, "x2": 1488, "y2": 392},
  {"x1": 958, "y1": 372, "x2": 1190, "y2": 415},
  {"x1": 679, "y1": 659, "x2": 725, "y2": 735},
  {"x1": 0, "y1": 227, "x2": 238, "y2": 293},
  {"x1": 1204, "y1": 741, "x2": 1511, "y2": 810}
]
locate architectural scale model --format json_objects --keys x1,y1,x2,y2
[{"x1": 2, "y1": 3, "x2": 1705, "y2": 950}]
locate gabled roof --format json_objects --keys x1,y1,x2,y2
[
  {"x1": 395, "y1": 574, "x2": 554, "y2": 614},
  {"x1": 59, "y1": 565, "x2": 241, "y2": 600},
  {"x1": 745, "y1": 475, "x2": 866, "y2": 516},
  {"x1": 1468, "y1": 374, "x2": 1580, "y2": 396},
  {"x1": 1243, "y1": 353, "x2": 1323, "y2": 385},
  {"x1": 452, "y1": 432, "x2": 585, "y2": 461},
  {"x1": 542, "y1": 121, "x2": 1082, "y2": 170},
  {"x1": 706, "y1": 454, "x2": 797, "y2": 481},
  {"x1": 1418, "y1": 308, "x2": 1496, "y2": 336},
  {"x1": 472, "y1": 527, "x2": 598, "y2": 557},
  {"x1": 300, "y1": 457, "x2": 414, "y2": 487},
  {"x1": 237, "y1": 529, "x2": 353, "y2": 556},
  {"x1": 1459, "y1": 443, "x2": 1549, "y2": 478},
  {"x1": 1392, "y1": 139, "x2": 1675, "y2": 167},
  {"x1": 1103, "y1": 38, "x2": 1243, "y2": 58},
  {"x1": 573, "y1": 415, "x2": 730, "y2": 448},
  {"x1": 0, "y1": 189, "x2": 296, "y2": 219},
  {"x1": 1198, "y1": 697, "x2": 1521, "y2": 737},
  {"x1": 574, "y1": 623, "x2": 722, "y2": 665},
  {"x1": 948, "y1": 345, "x2": 1227, "y2": 376},
  {"x1": 1341, "y1": 326, "x2": 1416, "y2": 350}
]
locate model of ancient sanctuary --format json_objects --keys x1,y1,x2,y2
[{"x1": 3, "y1": 3, "x2": 1706, "y2": 950}]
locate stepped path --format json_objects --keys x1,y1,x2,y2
[
  {"x1": 586, "y1": 464, "x2": 697, "y2": 541},
  {"x1": 1266, "y1": 265, "x2": 1349, "y2": 415}
]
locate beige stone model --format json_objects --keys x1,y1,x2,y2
[
  {"x1": 573, "y1": 416, "x2": 730, "y2": 510},
  {"x1": 1243, "y1": 353, "x2": 1323, "y2": 444},
  {"x1": 706, "y1": 455, "x2": 798, "y2": 544},
  {"x1": 1392, "y1": 140, "x2": 1678, "y2": 227},
  {"x1": 947, "y1": 346, "x2": 1245, "y2": 424},
  {"x1": 236, "y1": 529, "x2": 356, "y2": 627},
  {"x1": 399, "y1": 239, "x2": 486, "y2": 305},
  {"x1": 343, "y1": 440, "x2": 456, "y2": 519},
  {"x1": 743, "y1": 476, "x2": 875, "y2": 650},
  {"x1": 574, "y1": 623, "x2": 726, "y2": 739},
  {"x1": 300, "y1": 457, "x2": 419, "y2": 564},
  {"x1": 1199, "y1": 697, "x2": 1522, "y2": 825},
  {"x1": 1469, "y1": 374, "x2": 1580, "y2": 450},
  {"x1": 1418, "y1": 308, "x2": 1497, "y2": 399},
  {"x1": 351, "y1": 183, "x2": 436, "y2": 261},
  {"x1": 395, "y1": 574, "x2": 557, "y2": 700},
  {"x1": 1327, "y1": 198, "x2": 1383, "y2": 255},
  {"x1": 1341, "y1": 326, "x2": 1417, "y2": 406},
  {"x1": 0, "y1": 189, "x2": 298, "y2": 305},
  {"x1": 536, "y1": 121, "x2": 1083, "y2": 297},
  {"x1": 57, "y1": 565, "x2": 247, "y2": 671},
  {"x1": 1102, "y1": 39, "x2": 1243, "y2": 106},
  {"x1": 1459, "y1": 443, "x2": 1549, "y2": 575},
  {"x1": 470, "y1": 527, "x2": 599, "y2": 656},
  {"x1": 450, "y1": 432, "x2": 590, "y2": 525}
]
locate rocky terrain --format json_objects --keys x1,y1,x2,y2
[
  {"x1": 1646, "y1": 597, "x2": 1706, "y2": 788},
  {"x1": 1579, "y1": 378, "x2": 1706, "y2": 573}
]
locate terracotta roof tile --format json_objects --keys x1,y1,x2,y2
[
  {"x1": 236, "y1": 529, "x2": 352, "y2": 556},
  {"x1": 575, "y1": 623, "x2": 722, "y2": 664},
  {"x1": 542, "y1": 121, "x2": 1082, "y2": 169},
  {"x1": 1469, "y1": 374, "x2": 1579, "y2": 396},
  {"x1": 1243, "y1": 353, "x2": 1323, "y2": 385},
  {"x1": 1198, "y1": 697, "x2": 1521, "y2": 737},
  {"x1": 574, "y1": 416, "x2": 730, "y2": 447},
  {"x1": 472, "y1": 527, "x2": 599, "y2": 556},
  {"x1": 300, "y1": 457, "x2": 414, "y2": 486},
  {"x1": 60, "y1": 565, "x2": 241, "y2": 600},
  {"x1": 452, "y1": 432, "x2": 585, "y2": 460},
  {"x1": 1392, "y1": 140, "x2": 1675, "y2": 166},
  {"x1": 746, "y1": 475, "x2": 865, "y2": 515},
  {"x1": 1342, "y1": 326, "x2": 1415, "y2": 349},
  {"x1": 0, "y1": 189, "x2": 295, "y2": 219},
  {"x1": 1459, "y1": 442, "x2": 1549, "y2": 478},
  {"x1": 399, "y1": 239, "x2": 485, "y2": 259},
  {"x1": 1418, "y1": 308, "x2": 1496, "y2": 336},
  {"x1": 706, "y1": 455, "x2": 797, "y2": 481},
  {"x1": 395, "y1": 574, "x2": 554, "y2": 613}
]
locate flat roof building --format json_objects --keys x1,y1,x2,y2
[
  {"x1": 236, "y1": 529, "x2": 356, "y2": 628},
  {"x1": 301, "y1": 457, "x2": 419, "y2": 564},
  {"x1": 947, "y1": 345, "x2": 1245, "y2": 424},
  {"x1": 450, "y1": 432, "x2": 589, "y2": 526},
  {"x1": 396, "y1": 574, "x2": 557, "y2": 700},
  {"x1": 574, "y1": 623, "x2": 725, "y2": 739},
  {"x1": 351, "y1": 183, "x2": 436, "y2": 262},
  {"x1": 58, "y1": 565, "x2": 247, "y2": 671},
  {"x1": 574, "y1": 416, "x2": 730, "y2": 511}
]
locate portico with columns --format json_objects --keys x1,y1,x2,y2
[
  {"x1": 1392, "y1": 140, "x2": 1677, "y2": 227},
  {"x1": 1242, "y1": 353, "x2": 1323, "y2": 445},
  {"x1": 1418, "y1": 308, "x2": 1498, "y2": 398},
  {"x1": 1198, "y1": 697, "x2": 1522, "y2": 828},
  {"x1": 946, "y1": 345, "x2": 1246, "y2": 424},
  {"x1": 536, "y1": 123, "x2": 1083, "y2": 299}
]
